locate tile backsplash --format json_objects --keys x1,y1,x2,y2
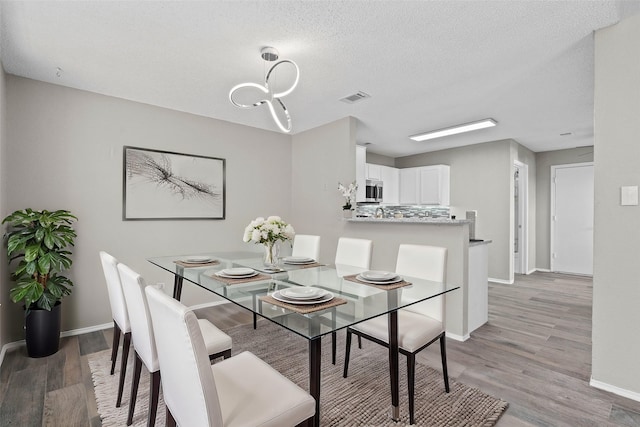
[{"x1": 355, "y1": 205, "x2": 450, "y2": 219}]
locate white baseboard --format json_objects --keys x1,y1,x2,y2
[
  {"x1": 446, "y1": 332, "x2": 469, "y2": 342},
  {"x1": 590, "y1": 377, "x2": 640, "y2": 402},
  {"x1": 0, "y1": 321, "x2": 113, "y2": 368},
  {"x1": 532, "y1": 268, "x2": 551, "y2": 273},
  {"x1": 488, "y1": 277, "x2": 513, "y2": 285}
]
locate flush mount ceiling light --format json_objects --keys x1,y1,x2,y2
[
  {"x1": 229, "y1": 47, "x2": 300, "y2": 133},
  {"x1": 410, "y1": 118, "x2": 497, "y2": 142}
]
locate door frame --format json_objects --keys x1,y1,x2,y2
[
  {"x1": 550, "y1": 162, "x2": 594, "y2": 273},
  {"x1": 514, "y1": 161, "x2": 528, "y2": 275}
]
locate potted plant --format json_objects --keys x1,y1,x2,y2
[
  {"x1": 338, "y1": 181, "x2": 358, "y2": 218},
  {"x1": 2, "y1": 208, "x2": 77, "y2": 357}
]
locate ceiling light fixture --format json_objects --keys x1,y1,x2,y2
[
  {"x1": 229, "y1": 47, "x2": 300, "y2": 133},
  {"x1": 410, "y1": 118, "x2": 497, "y2": 142}
]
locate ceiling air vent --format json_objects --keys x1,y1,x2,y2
[{"x1": 340, "y1": 91, "x2": 371, "y2": 104}]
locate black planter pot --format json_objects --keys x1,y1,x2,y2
[{"x1": 25, "y1": 301, "x2": 62, "y2": 358}]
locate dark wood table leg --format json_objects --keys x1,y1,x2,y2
[
  {"x1": 172, "y1": 274, "x2": 184, "y2": 300},
  {"x1": 388, "y1": 310, "x2": 400, "y2": 421},
  {"x1": 309, "y1": 337, "x2": 322, "y2": 427}
]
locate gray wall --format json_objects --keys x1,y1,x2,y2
[
  {"x1": 0, "y1": 61, "x2": 8, "y2": 349},
  {"x1": 2, "y1": 76, "x2": 293, "y2": 342},
  {"x1": 290, "y1": 117, "x2": 357, "y2": 264},
  {"x1": 535, "y1": 147, "x2": 593, "y2": 270},
  {"x1": 396, "y1": 140, "x2": 523, "y2": 282},
  {"x1": 366, "y1": 151, "x2": 395, "y2": 167},
  {"x1": 592, "y1": 15, "x2": 640, "y2": 396}
]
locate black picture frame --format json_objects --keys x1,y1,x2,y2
[{"x1": 123, "y1": 146, "x2": 226, "y2": 220}]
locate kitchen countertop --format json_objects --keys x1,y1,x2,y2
[{"x1": 347, "y1": 217, "x2": 471, "y2": 225}]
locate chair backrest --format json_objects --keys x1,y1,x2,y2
[
  {"x1": 145, "y1": 285, "x2": 223, "y2": 426},
  {"x1": 99, "y1": 251, "x2": 130, "y2": 332},
  {"x1": 396, "y1": 244, "x2": 447, "y2": 321},
  {"x1": 291, "y1": 234, "x2": 321, "y2": 260},
  {"x1": 334, "y1": 237, "x2": 373, "y2": 270},
  {"x1": 117, "y1": 263, "x2": 159, "y2": 372}
]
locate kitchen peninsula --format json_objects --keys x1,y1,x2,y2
[{"x1": 343, "y1": 216, "x2": 490, "y2": 340}]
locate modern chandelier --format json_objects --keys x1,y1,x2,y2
[{"x1": 229, "y1": 47, "x2": 300, "y2": 133}]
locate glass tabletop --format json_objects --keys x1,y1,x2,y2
[{"x1": 148, "y1": 252, "x2": 459, "y2": 341}]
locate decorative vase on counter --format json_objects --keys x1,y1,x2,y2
[
  {"x1": 343, "y1": 209, "x2": 353, "y2": 219},
  {"x1": 263, "y1": 241, "x2": 280, "y2": 267}
]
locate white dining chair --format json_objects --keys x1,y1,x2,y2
[
  {"x1": 343, "y1": 244, "x2": 450, "y2": 426},
  {"x1": 117, "y1": 263, "x2": 233, "y2": 427},
  {"x1": 334, "y1": 237, "x2": 372, "y2": 270},
  {"x1": 334, "y1": 237, "x2": 373, "y2": 353},
  {"x1": 144, "y1": 285, "x2": 316, "y2": 427},
  {"x1": 99, "y1": 251, "x2": 131, "y2": 408},
  {"x1": 291, "y1": 234, "x2": 321, "y2": 260}
]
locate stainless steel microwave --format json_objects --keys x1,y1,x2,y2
[{"x1": 365, "y1": 179, "x2": 383, "y2": 202}]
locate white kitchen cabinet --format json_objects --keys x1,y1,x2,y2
[
  {"x1": 355, "y1": 146, "x2": 367, "y2": 202},
  {"x1": 419, "y1": 165, "x2": 450, "y2": 205},
  {"x1": 399, "y1": 165, "x2": 450, "y2": 205},
  {"x1": 380, "y1": 165, "x2": 399, "y2": 204},
  {"x1": 399, "y1": 168, "x2": 419, "y2": 204},
  {"x1": 366, "y1": 163, "x2": 382, "y2": 180}
]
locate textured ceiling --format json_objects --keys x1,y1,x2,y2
[{"x1": 1, "y1": 0, "x2": 640, "y2": 157}]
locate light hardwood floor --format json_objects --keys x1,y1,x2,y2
[{"x1": 1, "y1": 272, "x2": 639, "y2": 426}]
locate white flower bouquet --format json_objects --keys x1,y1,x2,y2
[
  {"x1": 243, "y1": 216, "x2": 295, "y2": 245},
  {"x1": 338, "y1": 181, "x2": 358, "y2": 210}
]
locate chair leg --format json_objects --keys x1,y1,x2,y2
[
  {"x1": 440, "y1": 334, "x2": 450, "y2": 393},
  {"x1": 148, "y1": 371, "x2": 161, "y2": 427},
  {"x1": 127, "y1": 353, "x2": 143, "y2": 426},
  {"x1": 116, "y1": 332, "x2": 132, "y2": 408},
  {"x1": 110, "y1": 321, "x2": 121, "y2": 375},
  {"x1": 209, "y1": 348, "x2": 232, "y2": 363},
  {"x1": 166, "y1": 407, "x2": 176, "y2": 427},
  {"x1": 253, "y1": 312, "x2": 257, "y2": 329},
  {"x1": 332, "y1": 331, "x2": 337, "y2": 365},
  {"x1": 407, "y1": 353, "x2": 416, "y2": 426},
  {"x1": 343, "y1": 329, "x2": 352, "y2": 378}
]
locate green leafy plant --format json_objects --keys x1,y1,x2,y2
[{"x1": 2, "y1": 209, "x2": 77, "y2": 310}]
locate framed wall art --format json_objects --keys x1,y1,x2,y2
[{"x1": 123, "y1": 146, "x2": 226, "y2": 220}]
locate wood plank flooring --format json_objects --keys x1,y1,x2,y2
[{"x1": 1, "y1": 272, "x2": 639, "y2": 426}]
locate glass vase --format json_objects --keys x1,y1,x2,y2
[{"x1": 263, "y1": 241, "x2": 280, "y2": 268}]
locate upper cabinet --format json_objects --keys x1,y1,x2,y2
[
  {"x1": 380, "y1": 165, "x2": 399, "y2": 205},
  {"x1": 399, "y1": 165, "x2": 450, "y2": 205}
]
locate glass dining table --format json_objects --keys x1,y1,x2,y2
[{"x1": 148, "y1": 251, "x2": 459, "y2": 427}]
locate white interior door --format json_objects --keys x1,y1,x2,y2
[{"x1": 551, "y1": 163, "x2": 594, "y2": 275}]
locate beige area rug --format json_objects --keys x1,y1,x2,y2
[{"x1": 89, "y1": 321, "x2": 508, "y2": 426}]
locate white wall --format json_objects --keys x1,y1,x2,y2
[
  {"x1": 2, "y1": 76, "x2": 293, "y2": 341},
  {"x1": 0, "y1": 57, "x2": 8, "y2": 349},
  {"x1": 592, "y1": 14, "x2": 640, "y2": 398},
  {"x1": 535, "y1": 147, "x2": 594, "y2": 271}
]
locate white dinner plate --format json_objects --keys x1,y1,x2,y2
[
  {"x1": 360, "y1": 270, "x2": 399, "y2": 281},
  {"x1": 183, "y1": 256, "x2": 213, "y2": 264},
  {"x1": 272, "y1": 291, "x2": 334, "y2": 305},
  {"x1": 280, "y1": 287, "x2": 326, "y2": 300},
  {"x1": 220, "y1": 267, "x2": 255, "y2": 276},
  {"x1": 283, "y1": 256, "x2": 314, "y2": 263},
  {"x1": 356, "y1": 274, "x2": 403, "y2": 285},
  {"x1": 215, "y1": 271, "x2": 258, "y2": 279}
]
